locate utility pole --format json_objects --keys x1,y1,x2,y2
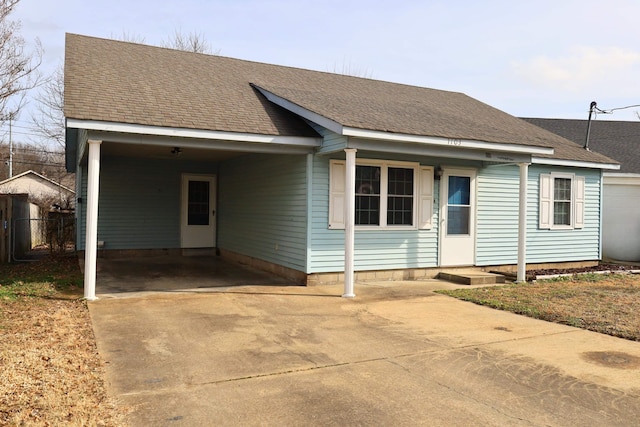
[{"x1": 8, "y1": 113, "x2": 13, "y2": 178}]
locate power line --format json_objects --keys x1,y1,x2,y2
[
  {"x1": 594, "y1": 103, "x2": 640, "y2": 115},
  {"x1": 2, "y1": 160, "x2": 65, "y2": 167}
]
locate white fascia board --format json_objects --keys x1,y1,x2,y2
[
  {"x1": 349, "y1": 138, "x2": 532, "y2": 163},
  {"x1": 532, "y1": 156, "x2": 621, "y2": 170},
  {"x1": 250, "y1": 85, "x2": 344, "y2": 135},
  {"x1": 86, "y1": 130, "x2": 315, "y2": 155},
  {"x1": 342, "y1": 127, "x2": 555, "y2": 156},
  {"x1": 66, "y1": 119, "x2": 321, "y2": 147}
]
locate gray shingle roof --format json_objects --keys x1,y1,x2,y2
[
  {"x1": 523, "y1": 118, "x2": 637, "y2": 172},
  {"x1": 65, "y1": 34, "x2": 615, "y2": 165}
]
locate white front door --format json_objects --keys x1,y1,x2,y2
[
  {"x1": 440, "y1": 168, "x2": 476, "y2": 266},
  {"x1": 181, "y1": 174, "x2": 217, "y2": 248}
]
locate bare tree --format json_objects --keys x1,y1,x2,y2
[
  {"x1": 111, "y1": 31, "x2": 146, "y2": 44},
  {"x1": 329, "y1": 57, "x2": 373, "y2": 79},
  {"x1": 31, "y1": 64, "x2": 64, "y2": 149},
  {"x1": 0, "y1": 0, "x2": 42, "y2": 122},
  {"x1": 162, "y1": 29, "x2": 219, "y2": 54}
]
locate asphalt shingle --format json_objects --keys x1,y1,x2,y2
[
  {"x1": 64, "y1": 34, "x2": 616, "y2": 165},
  {"x1": 523, "y1": 118, "x2": 636, "y2": 172}
]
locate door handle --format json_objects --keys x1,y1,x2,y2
[{"x1": 212, "y1": 210, "x2": 215, "y2": 216}]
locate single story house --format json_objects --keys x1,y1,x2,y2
[
  {"x1": 523, "y1": 118, "x2": 640, "y2": 262},
  {"x1": 0, "y1": 170, "x2": 75, "y2": 209},
  {"x1": 64, "y1": 34, "x2": 618, "y2": 299},
  {"x1": 0, "y1": 171, "x2": 76, "y2": 258}
]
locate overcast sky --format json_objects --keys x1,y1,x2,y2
[{"x1": 8, "y1": 0, "x2": 640, "y2": 140}]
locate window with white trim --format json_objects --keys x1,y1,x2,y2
[
  {"x1": 329, "y1": 160, "x2": 433, "y2": 230},
  {"x1": 539, "y1": 173, "x2": 585, "y2": 230}
]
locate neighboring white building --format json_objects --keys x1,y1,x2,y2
[
  {"x1": 523, "y1": 118, "x2": 640, "y2": 262},
  {"x1": 0, "y1": 170, "x2": 75, "y2": 210}
]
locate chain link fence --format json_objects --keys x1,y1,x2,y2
[{"x1": 12, "y1": 213, "x2": 75, "y2": 261}]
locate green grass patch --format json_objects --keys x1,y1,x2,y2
[{"x1": 0, "y1": 255, "x2": 83, "y2": 297}]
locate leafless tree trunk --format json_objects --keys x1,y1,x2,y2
[{"x1": 0, "y1": 0, "x2": 42, "y2": 122}]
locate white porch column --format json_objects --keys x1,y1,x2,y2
[
  {"x1": 343, "y1": 148, "x2": 357, "y2": 298},
  {"x1": 84, "y1": 139, "x2": 102, "y2": 300},
  {"x1": 517, "y1": 162, "x2": 530, "y2": 283}
]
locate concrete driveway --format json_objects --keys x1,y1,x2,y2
[{"x1": 89, "y1": 281, "x2": 640, "y2": 426}]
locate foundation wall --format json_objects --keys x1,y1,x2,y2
[{"x1": 78, "y1": 248, "x2": 600, "y2": 286}]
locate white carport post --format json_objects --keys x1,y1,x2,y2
[
  {"x1": 343, "y1": 148, "x2": 357, "y2": 298},
  {"x1": 84, "y1": 139, "x2": 102, "y2": 300},
  {"x1": 516, "y1": 162, "x2": 530, "y2": 283}
]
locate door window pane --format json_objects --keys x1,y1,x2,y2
[
  {"x1": 447, "y1": 175, "x2": 471, "y2": 235},
  {"x1": 188, "y1": 180, "x2": 210, "y2": 225},
  {"x1": 448, "y1": 176, "x2": 470, "y2": 205},
  {"x1": 448, "y1": 206, "x2": 470, "y2": 235}
]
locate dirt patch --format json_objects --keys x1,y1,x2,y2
[
  {"x1": 526, "y1": 263, "x2": 639, "y2": 280},
  {"x1": 582, "y1": 351, "x2": 640, "y2": 369}
]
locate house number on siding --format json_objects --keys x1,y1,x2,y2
[{"x1": 447, "y1": 138, "x2": 462, "y2": 146}]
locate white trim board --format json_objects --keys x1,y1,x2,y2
[
  {"x1": 532, "y1": 157, "x2": 620, "y2": 170},
  {"x1": 67, "y1": 119, "x2": 322, "y2": 147}
]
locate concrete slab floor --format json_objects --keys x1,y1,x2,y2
[
  {"x1": 88, "y1": 281, "x2": 640, "y2": 426},
  {"x1": 93, "y1": 255, "x2": 297, "y2": 297}
]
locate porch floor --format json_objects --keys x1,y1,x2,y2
[{"x1": 91, "y1": 255, "x2": 298, "y2": 297}]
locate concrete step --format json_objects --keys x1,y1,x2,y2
[{"x1": 438, "y1": 271, "x2": 506, "y2": 286}]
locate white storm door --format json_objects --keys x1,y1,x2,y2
[
  {"x1": 181, "y1": 174, "x2": 217, "y2": 248},
  {"x1": 440, "y1": 168, "x2": 476, "y2": 266}
]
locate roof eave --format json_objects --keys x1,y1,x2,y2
[
  {"x1": 531, "y1": 157, "x2": 620, "y2": 170},
  {"x1": 66, "y1": 119, "x2": 322, "y2": 147},
  {"x1": 344, "y1": 127, "x2": 555, "y2": 156}
]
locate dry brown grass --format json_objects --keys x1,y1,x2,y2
[
  {"x1": 439, "y1": 273, "x2": 640, "y2": 341},
  {"x1": 0, "y1": 256, "x2": 127, "y2": 426}
]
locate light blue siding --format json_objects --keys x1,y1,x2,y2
[
  {"x1": 526, "y1": 165, "x2": 601, "y2": 263},
  {"x1": 476, "y1": 164, "x2": 602, "y2": 265},
  {"x1": 218, "y1": 153, "x2": 308, "y2": 272},
  {"x1": 308, "y1": 122, "x2": 348, "y2": 154},
  {"x1": 79, "y1": 144, "x2": 603, "y2": 273},
  {"x1": 77, "y1": 156, "x2": 217, "y2": 250},
  {"x1": 475, "y1": 165, "x2": 520, "y2": 265},
  {"x1": 308, "y1": 154, "x2": 441, "y2": 273}
]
